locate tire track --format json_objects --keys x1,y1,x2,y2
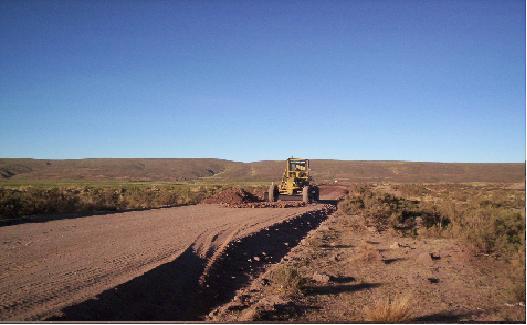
[{"x1": 0, "y1": 204, "x2": 329, "y2": 320}]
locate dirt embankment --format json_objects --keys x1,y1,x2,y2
[
  {"x1": 0, "y1": 202, "x2": 335, "y2": 321},
  {"x1": 209, "y1": 211, "x2": 525, "y2": 322},
  {"x1": 202, "y1": 187, "x2": 313, "y2": 208},
  {"x1": 202, "y1": 188, "x2": 260, "y2": 205}
]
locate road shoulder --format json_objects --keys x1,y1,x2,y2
[{"x1": 209, "y1": 210, "x2": 526, "y2": 322}]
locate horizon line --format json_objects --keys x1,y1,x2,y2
[{"x1": 0, "y1": 157, "x2": 525, "y2": 165}]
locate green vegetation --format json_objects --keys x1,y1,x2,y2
[{"x1": 0, "y1": 183, "x2": 222, "y2": 221}]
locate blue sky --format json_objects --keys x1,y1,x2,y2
[{"x1": 0, "y1": 0, "x2": 524, "y2": 163}]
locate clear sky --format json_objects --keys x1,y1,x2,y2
[{"x1": 0, "y1": 0, "x2": 525, "y2": 163}]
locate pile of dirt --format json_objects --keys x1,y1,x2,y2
[
  {"x1": 203, "y1": 188, "x2": 260, "y2": 205},
  {"x1": 220, "y1": 202, "x2": 308, "y2": 208}
]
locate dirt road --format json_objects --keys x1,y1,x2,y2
[{"x1": 0, "y1": 204, "x2": 331, "y2": 321}]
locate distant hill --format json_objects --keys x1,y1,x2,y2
[
  {"x1": 0, "y1": 158, "x2": 235, "y2": 182},
  {"x1": 0, "y1": 158, "x2": 524, "y2": 184}
]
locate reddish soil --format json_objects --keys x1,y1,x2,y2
[
  {"x1": 202, "y1": 188, "x2": 260, "y2": 204},
  {"x1": 0, "y1": 203, "x2": 333, "y2": 321},
  {"x1": 220, "y1": 201, "x2": 308, "y2": 208},
  {"x1": 318, "y1": 185, "x2": 349, "y2": 200}
]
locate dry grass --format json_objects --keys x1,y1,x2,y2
[
  {"x1": 341, "y1": 184, "x2": 525, "y2": 259},
  {"x1": 0, "y1": 184, "x2": 220, "y2": 220},
  {"x1": 268, "y1": 265, "x2": 307, "y2": 296},
  {"x1": 363, "y1": 295, "x2": 413, "y2": 322}
]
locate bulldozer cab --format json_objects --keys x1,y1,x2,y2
[{"x1": 279, "y1": 158, "x2": 310, "y2": 195}]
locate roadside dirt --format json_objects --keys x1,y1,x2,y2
[
  {"x1": 0, "y1": 203, "x2": 334, "y2": 321},
  {"x1": 209, "y1": 211, "x2": 526, "y2": 322}
]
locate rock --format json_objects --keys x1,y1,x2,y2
[
  {"x1": 390, "y1": 242, "x2": 399, "y2": 249},
  {"x1": 428, "y1": 277, "x2": 440, "y2": 284},
  {"x1": 430, "y1": 252, "x2": 441, "y2": 260},
  {"x1": 227, "y1": 303, "x2": 248, "y2": 311},
  {"x1": 208, "y1": 309, "x2": 219, "y2": 317},
  {"x1": 313, "y1": 272, "x2": 330, "y2": 284},
  {"x1": 253, "y1": 256, "x2": 260, "y2": 262},
  {"x1": 415, "y1": 216, "x2": 423, "y2": 226}
]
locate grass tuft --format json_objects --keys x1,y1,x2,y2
[
  {"x1": 269, "y1": 265, "x2": 307, "y2": 296},
  {"x1": 363, "y1": 295, "x2": 413, "y2": 322}
]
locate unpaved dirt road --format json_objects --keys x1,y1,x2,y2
[{"x1": 0, "y1": 204, "x2": 328, "y2": 321}]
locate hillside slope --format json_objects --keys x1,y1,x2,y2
[
  {"x1": 0, "y1": 158, "x2": 234, "y2": 182},
  {"x1": 0, "y1": 158, "x2": 524, "y2": 184}
]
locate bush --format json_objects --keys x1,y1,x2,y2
[
  {"x1": 339, "y1": 186, "x2": 420, "y2": 232},
  {"x1": 0, "y1": 184, "x2": 219, "y2": 220},
  {"x1": 363, "y1": 295, "x2": 413, "y2": 322},
  {"x1": 269, "y1": 265, "x2": 307, "y2": 296},
  {"x1": 340, "y1": 184, "x2": 525, "y2": 259}
]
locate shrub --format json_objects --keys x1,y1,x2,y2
[
  {"x1": 0, "y1": 184, "x2": 219, "y2": 220},
  {"x1": 363, "y1": 295, "x2": 413, "y2": 322},
  {"x1": 340, "y1": 184, "x2": 525, "y2": 259},
  {"x1": 268, "y1": 265, "x2": 307, "y2": 296}
]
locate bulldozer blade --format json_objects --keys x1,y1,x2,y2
[
  {"x1": 277, "y1": 194, "x2": 303, "y2": 201},
  {"x1": 263, "y1": 192, "x2": 302, "y2": 201}
]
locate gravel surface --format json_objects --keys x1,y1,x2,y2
[{"x1": 0, "y1": 204, "x2": 323, "y2": 320}]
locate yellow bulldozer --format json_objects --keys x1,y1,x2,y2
[{"x1": 264, "y1": 157, "x2": 319, "y2": 203}]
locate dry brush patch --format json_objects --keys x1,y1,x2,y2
[
  {"x1": 340, "y1": 183, "x2": 526, "y2": 304},
  {"x1": 0, "y1": 184, "x2": 221, "y2": 221},
  {"x1": 363, "y1": 295, "x2": 413, "y2": 322},
  {"x1": 268, "y1": 265, "x2": 308, "y2": 297}
]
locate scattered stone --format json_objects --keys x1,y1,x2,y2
[
  {"x1": 430, "y1": 252, "x2": 441, "y2": 260},
  {"x1": 428, "y1": 277, "x2": 440, "y2": 284},
  {"x1": 208, "y1": 310, "x2": 218, "y2": 317},
  {"x1": 313, "y1": 272, "x2": 330, "y2": 284},
  {"x1": 227, "y1": 303, "x2": 248, "y2": 311},
  {"x1": 253, "y1": 256, "x2": 260, "y2": 262}
]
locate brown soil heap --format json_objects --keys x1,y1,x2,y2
[
  {"x1": 223, "y1": 202, "x2": 308, "y2": 208},
  {"x1": 203, "y1": 188, "x2": 260, "y2": 205}
]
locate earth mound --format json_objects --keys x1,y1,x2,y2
[{"x1": 203, "y1": 188, "x2": 260, "y2": 205}]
